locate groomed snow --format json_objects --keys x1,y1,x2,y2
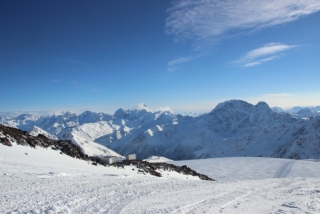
[
  {"x1": 1, "y1": 144, "x2": 320, "y2": 213},
  {"x1": 171, "y1": 157, "x2": 320, "y2": 181}
]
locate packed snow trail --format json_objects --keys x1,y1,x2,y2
[
  {"x1": 1, "y1": 144, "x2": 320, "y2": 213},
  {"x1": 171, "y1": 192, "x2": 227, "y2": 213},
  {"x1": 273, "y1": 160, "x2": 295, "y2": 178},
  {"x1": 3, "y1": 172, "x2": 320, "y2": 213}
]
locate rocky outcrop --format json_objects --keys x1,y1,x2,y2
[
  {"x1": 0, "y1": 124, "x2": 89, "y2": 160},
  {"x1": 111, "y1": 160, "x2": 215, "y2": 181}
]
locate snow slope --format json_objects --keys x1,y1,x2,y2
[
  {"x1": 172, "y1": 157, "x2": 320, "y2": 181},
  {"x1": 70, "y1": 135, "x2": 124, "y2": 157},
  {"x1": 29, "y1": 126, "x2": 58, "y2": 140},
  {"x1": 63, "y1": 121, "x2": 115, "y2": 142},
  {"x1": 1, "y1": 144, "x2": 320, "y2": 213},
  {"x1": 272, "y1": 106, "x2": 320, "y2": 119},
  {"x1": 60, "y1": 121, "x2": 122, "y2": 157}
]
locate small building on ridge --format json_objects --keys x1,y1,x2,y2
[
  {"x1": 100, "y1": 156, "x2": 118, "y2": 165},
  {"x1": 126, "y1": 154, "x2": 136, "y2": 161}
]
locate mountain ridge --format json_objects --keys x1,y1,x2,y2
[{"x1": 1, "y1": 100, "x2": 319, "y2": 160}]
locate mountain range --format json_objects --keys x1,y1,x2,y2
[
  {"x1": 1, "y1": 100, "x2": 319, "y2": 160},
  {"x1": 272, "y1": 105, "x2": 320, "y2": 119}
]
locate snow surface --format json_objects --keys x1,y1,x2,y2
[
  {"x1": 144, "y1": 156, "x2": 173, "y2": 163},
  {"x1": 1, "y1": 144, "x2": 320, "y2": 213},
  {"x1": 70, "y1": 135, "x2": 124, "y2": 158},
  {"x1": 171, "y1": 157, "x2": 320, "y2": 181}
]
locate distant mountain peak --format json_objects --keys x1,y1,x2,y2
[
  {"x1": 134, "y1": 103, "x2": 151, "y2": 112},
  {"x1": 63, "y1": 111, "x2": 76, "y2": 116},
  {"x1": 81, "y1": 110, "x2": 94, "y2": 115},
  {"x1": 114, "y1": 108, "x2": 128, "y2": 119},
  {"x1": 15, "y1": 113, "x2": 36, "y2": 120},
  {"x1": 211, "y1": 99, "x2": 252, "y2": 113},
  {"x1": 256, "y1": 101, "x2": 268, "y2": 106},
  {"x1": 254, "y1": 101, "x2": 273, "y2": 112}
]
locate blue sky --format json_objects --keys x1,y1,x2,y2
[{"x1": 1, "y1": 0, "x2": 320, "y2": 114}]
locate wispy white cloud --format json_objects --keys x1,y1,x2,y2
[
  {"x1": 165, "y1": 0, "x2": 320, "y2": 68},
  {"x1": 167, "y1": 56, "x2": 197, "y2": 71},
  {"x1": 244, "y1": 43, "x2": 298, "y2": 59},
  {"x1": 246, "y1": 92, "x2": 320, "y2": 107},
  {"x1": 232, "y1": 43, "x2": 298, "y2": 67},
  {"x1": 243, "y1": 56, "x2": 278, "y2": 67},
  {"x1": 156, "y1": 107, "x2": 174, "y2": 113},
  {"x1": 166, "y1": 0, "x2": 320, "y2": 44},
  {"x1": 168, "y1": 57, "x2": 193, "y2": 67},
  {"x1": 263, "y1": 93, "x2": 293, "y2": 97}
]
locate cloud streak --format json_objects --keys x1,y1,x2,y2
[
  {"x1": 232, "y1": 43, "x2": 298, "y2": 67},
  {"x1": 246, "y1": 92, "x2": 320, "y2": 107},
  {"x1": 166, "y1": 0, "x2": 320, "y2": 45},
  {"x1": 167, "y1": 55, "x2": 199, "y2": 71},
  {"x1": 263, "y1": 93, "x2": 293, "y2": 97},
  {"x1": 243, "y1": 56, "x2": 279, "y2": 67}
]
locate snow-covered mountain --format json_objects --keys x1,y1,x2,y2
[
  {"x1": 96, "y1": 100, "x2": 319, "y2": 160},
  {"x1": 29, "y1": 126, "x2": 58, "y2": 140},
  {"x1": 272, "y1": 105, "x2": 320, "y2": 119},
  {"x1": 1, "y1": 100, "x2": 320, "y2": 160},
  {"x1": 0, "y1": 105, "x2": 176, "y2": 158},
  {"x1": 294, "y1": 109, "x2": 320, "y2": 119},
  {"x1": 0, "y1": 124, "x2": 123, "y2": 159}
]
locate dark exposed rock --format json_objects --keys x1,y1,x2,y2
[
  {"x1": 0, "y1": 124, "x2": 89, "y2": 161},
  {"x1": 0, "y1": 136, "x2": 12, "y2": 146},
  {"x1": 111, "y1": 160, "x2": 215, "y2": 181}
]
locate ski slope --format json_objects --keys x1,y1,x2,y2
[
  {"x1": 172, "y1": 157, "x2": 320, "y2": 180},
  {"x1": 1, "y1": 144, "x2": 320, "y2": 213}
]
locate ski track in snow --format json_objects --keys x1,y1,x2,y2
[
  {"x1": 273, "y1": 161, "x2": 295, "y2": 178},
  {"x1": 5, "y1": 176, "x2": 316, "y2": 214},
  {"x1": 220, "y1": 192, "x2": 251, "y2": 209},
  {"x1": 2, "y1": 169, "x2": 320, "y2": 213},
  {"x1": 1, "y1": 145, "x2": 320, "y2": 213},
  {"x1": 171, "y1": 192, "x2": 227, "y2": 213}
]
